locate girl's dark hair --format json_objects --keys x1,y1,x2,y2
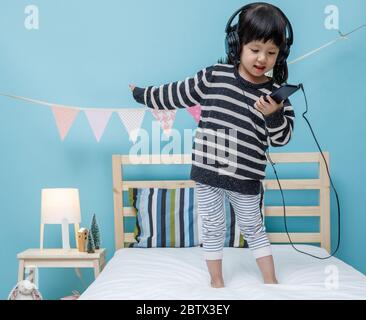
[{"x1": 219, "y1": 3, "x2": 290, "y2": 84}]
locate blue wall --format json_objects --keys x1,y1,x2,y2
[{"x1": 1, "y1": 0, "x2": 365, "y2": 299}]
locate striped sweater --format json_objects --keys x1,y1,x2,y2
[{"x1": 132, "y1": 63, "x2": 295, "y2": 195}]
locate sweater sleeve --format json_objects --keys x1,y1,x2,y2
[
  {"x1": 131, "y1": 66, "x2": 213, "y2": 110},
  {"x1": 264, "y1": 98, "x2": 295, "y2": 147}
]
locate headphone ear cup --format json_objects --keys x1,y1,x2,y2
[
  {"x1": 226, "y1": 31, "x2": 240, "y2": 63},
  {"x1": 224, "y1": 33, "x2": 231, "y2": 56},
  {"x1": 232, "y1": 31, "x2": 240, "y2": 61}
]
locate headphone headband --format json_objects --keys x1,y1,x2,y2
[
  {"x1": 225, "y1": 2, "x2": 293, "y2": 64},
  {"x1": 225, "y1": 2, "x2": 293, "y2": 45}
]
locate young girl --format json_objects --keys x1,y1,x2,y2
[{"x1": 129, "y1": 2, "x2": 295, "y2": 288}]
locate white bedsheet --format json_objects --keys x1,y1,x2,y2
[{"x1": 79, "y1": 245, "x2": 366, "y2": 300}]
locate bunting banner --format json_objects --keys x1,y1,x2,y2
[
  {"x1": 84, "y1": 109, "x2": 113, "y2": 142},
  {"x1": 0, "y1": 24, "x2": 365, "y2": 143},
  {"x1": 187, "y1": 105, "x2": 202, "y2": 123},
  {"x1": 151, "y1": 109, "x2": 177, "y2": 137},
  {"x1": 51, "y1": 106, "x2": 79, "y2": 141},
  {"x1": 117, "y1": 109, "x2": 146, "y2": 143}
]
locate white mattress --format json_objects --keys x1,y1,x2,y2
[{"x1": 79, "y1": 245, "x2": 366, "y2": 300}]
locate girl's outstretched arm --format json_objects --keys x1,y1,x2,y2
[{"x1": 129, "y1": 66, "x2": 213, "y2": 110}]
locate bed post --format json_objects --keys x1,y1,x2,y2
[
  {"x1": 112, "y1": 155, "x2": 124, "y2": 250},
  {"x1": 319, "y1": 152, "x2": 331, "y2": 253}
]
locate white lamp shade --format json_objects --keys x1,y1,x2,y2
[{"x1": 41, "y1": 188, "x2": 81, "y2": 224}]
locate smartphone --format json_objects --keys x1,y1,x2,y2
[{"x1": 265, "y1": 84, "x2": 301, "y2": 103}]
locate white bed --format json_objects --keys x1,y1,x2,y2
[
  {"x1": 79, "y1": 153, "x2": 366, "y2": 300},
  {"x1": 79, "y1": 245, "x2": 366, "y2": 300}
]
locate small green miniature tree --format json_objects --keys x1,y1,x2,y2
[
  {"x1": 87, "y1": 229, "x2": 95, "y2": 253},
  {"x1": 90, "y1": 213, "x2": 101, "y2": 249}
]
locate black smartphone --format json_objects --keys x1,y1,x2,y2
[{"x1": 265, "y1": 84, "x2": 301, "y2": 103}]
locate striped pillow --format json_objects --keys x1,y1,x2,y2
[
  {"x1": 128, "y1": 183, "x2": 265, "y2": 248},
  {"x1": 128, "y1": 187, "x2": 200, "y2": 248}
]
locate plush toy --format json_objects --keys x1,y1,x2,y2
[
  {"x1": 8, "y1": 270, "x2": 42, "y2": 300},
  {"x1": 8, "y1": 279, "x2": 43, "y2": 300}
]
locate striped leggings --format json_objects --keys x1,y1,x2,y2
[{"x1": 196, "y1": 182, "x2": 272, "y2": 260}]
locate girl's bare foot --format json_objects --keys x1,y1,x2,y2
[
  {"x1": 211, "y1": 280, "x2": 225, "y2": 288},
  {"x1": 264, "y1": 278, "x2": 278, "y2": 284}
]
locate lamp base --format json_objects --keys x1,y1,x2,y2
[{"x1": 61, "y1": 219, "x2": 70, "y2": 250}]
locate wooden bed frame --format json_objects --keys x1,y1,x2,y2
[{"x1": 112, "y1": 152, "x2": 330, "y2": 253}]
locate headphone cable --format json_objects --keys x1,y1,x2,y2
[{"x1": 265, "y1": 83, "x2": 341, "y2": 259}]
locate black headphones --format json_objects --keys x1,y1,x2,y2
[{"x1": 225, "y1": 2, "x2": 293, "y2": 66}]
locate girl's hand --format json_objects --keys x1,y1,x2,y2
[
  {"x1": 129, "y1": 84, "x2": 136, "y2": 92},
  {"x1": 254, "y1": 95, "x2": 284, "y2": 116}
]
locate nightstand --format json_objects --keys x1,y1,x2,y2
[{"x1": 17, "y1": 248, "x2": 106, "y2": 282}]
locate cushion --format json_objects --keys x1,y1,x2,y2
[
  {"x1": 128, "y1": 183, "x2": 265, "y2": 248},
  {"x1": 128, "y1": 187, "x2": 200, "y2": 248}
]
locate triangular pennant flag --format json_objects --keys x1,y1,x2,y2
[
  {"x1": 117, "y1": 109, "x2": 146, "y2": 143},
  {"x1": 187, "y1": 104, "x2": 201, "y2": 123},
  {"x1": 51, "y1": 105, "x2": 79, "y2": 141},
  {"x1": 151, "y1": 109, "x2": 177, "y2": 137},
  {"x1": 84, "y1": 109, "x2": 113, "y2": 142}
]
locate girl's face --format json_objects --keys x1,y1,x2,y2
[{"x1": 239, "y1": 40, "x2": 280, "y2": 81}]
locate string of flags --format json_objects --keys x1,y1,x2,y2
[
  {"x1": 0, "y1": 93, "x2": 201, "y2": 143},
  {"x1": 0, "y1": 24, "x2": 364, "y2": 143}
]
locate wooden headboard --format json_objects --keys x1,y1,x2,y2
[{"x1": 112, "y1": 152, "x2": 330, "y2": 253}]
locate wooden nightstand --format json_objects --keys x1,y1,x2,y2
[{"x1": 17, "y1": 248, "x2": 106, "y2": 282}]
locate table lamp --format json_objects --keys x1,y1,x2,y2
[{"x1": 41, "y1": 188, "x2": 81, "y2": 249}]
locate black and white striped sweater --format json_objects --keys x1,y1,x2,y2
[{"x1": 132, "y1": 63, "x2": 295, "y2": 195}]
